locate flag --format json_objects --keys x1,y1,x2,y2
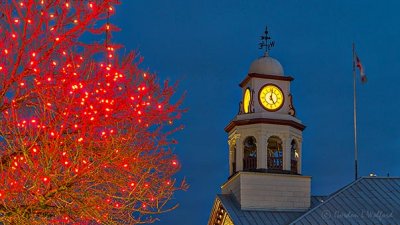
[{"x1": 355, "y1": 54, "x2": 367, "y2": 83}]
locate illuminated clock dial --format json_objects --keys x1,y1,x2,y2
[
  {"x1": 259, "y1": 84, "x2": 284, "y2": 111},
  {"x1": 243, "y1": 88, "x2": 251, "y2": 113}
]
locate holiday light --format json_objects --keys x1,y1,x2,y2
[{"x1": 0, "y1": 0, "x2": 186, "y2": 224}]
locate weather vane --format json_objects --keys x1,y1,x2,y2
[{"x1": 259, "y1": 26, "x2": 275, "y2": 55}]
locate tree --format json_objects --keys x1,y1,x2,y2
[{"x1": 0, "y1": 1, "x2": 186, "y2": 224}]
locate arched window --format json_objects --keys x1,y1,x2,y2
[
  {"x1": 267, "y1": 136, "x2": 283, "y2": 170},
  {"x1": 291, "y1": 139, "x2": 299, "y2": 173},
  {"x1": 243, "y1": 136, "x2": 257, "y2": 170}
]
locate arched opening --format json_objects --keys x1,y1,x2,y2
[
  {"x1": 243, "y1": 136, "x2": 257, "y2": 171},
  {"x1": 291, "y1": 139, "x2": 299, "y2": 173},
  {"x1": 267, "y1": 136, "x2": 283, "y2": 170}
]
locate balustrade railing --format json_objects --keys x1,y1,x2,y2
[
  {"x1": 243, "y1": 157, "x2": 257, "y2": 171},
  {"x1": 267, "y1": 157, "x2": 283, "y2": 170}
]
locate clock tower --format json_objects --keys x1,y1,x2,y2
[
  {"x1": 221, "y1": 28, "x2": 311, "y2": 212},
  {"x1": 209, "y1": 28, "x2": 400, "y2": 225}
]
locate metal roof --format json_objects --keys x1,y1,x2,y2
[
  {"x1": 291, "y1": 177, "x2": 400, "y2": 225},
  {"x1": 215, "y1": 177, "x2": 400, "y2": 225},
  {"x1": 310, "y1": 196, "x2": 327, "y2": 209},
  {"x1": 216, "y1": 194, "x2": 304, "y2": 225}
]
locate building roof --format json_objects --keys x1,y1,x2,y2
[
  {"x1": 291, "y1": 177, "x2": 400, "y2": 225},
  {"x1": 309, "y1": 196, "x2": 327, "y2": 209},
  {"x1": 210, "y1": 177, "x2": 400, "y2": 225},
  {"x1": 216, "y1": 194, "x2": 304, "y2": 225}
]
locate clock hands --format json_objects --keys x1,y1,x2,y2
[{"x1": 269, "y1": 90, "x2": 277, "y2": 104}]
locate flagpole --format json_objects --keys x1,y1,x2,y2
[{"x1": 352, "y1": 43, "x2": 358, "y2": 180}]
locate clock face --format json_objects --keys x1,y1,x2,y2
[
  {"x1": 259, "y1": 84, "x2": 284, "y2": 111},
  {"x1": 243, "y1": 88, "x2": 251, "y2": 113}
]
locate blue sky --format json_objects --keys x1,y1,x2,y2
[{"x1": 112, "y1": 0, "x2": 400, "y2": 224}]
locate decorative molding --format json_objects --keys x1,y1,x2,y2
[
  {"x1": 238, "y1": 101, "x2": 243, "y2": 115},
  {"x1": 228, "y1": 133, "x2": 240, "y2": 146},
  {"x1": 239, "y1": 73, "x2": 294, "y2": 88},
  {"x1": 288, "y1": 93, "x2": 296, "y2": 117},
  {"x1": 225, "y1": 118, "x2": 306, "y2": 133}
]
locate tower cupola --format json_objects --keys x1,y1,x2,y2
[{"x1": 248, "y1": 54, "x2": 284, "y2": 76}]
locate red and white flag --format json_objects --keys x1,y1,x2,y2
[{"x1": 355, "y1": 54, "x2": 367, "y2": 83}]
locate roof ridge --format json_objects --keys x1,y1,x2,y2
[
  {"x1": 289, "y1": 177, "x2": 365, "y2": 224},
  {"x1": 361, "y1": 176, "x2": 400, "y2": 179}
]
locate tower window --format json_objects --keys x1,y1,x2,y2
[
  {"x1": 267, "y1": 136, "x2": 283, "y2": 170},
  {"x1": 291, "y1": 139, "x2": 299, "y2": 174},
  {"x1": 243, "y1": 136, "x2": 257, "y2": 171}
]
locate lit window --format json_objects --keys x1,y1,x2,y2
[
  {"x1": 243, "y1": 136, "x2": 257, "y2": 170},
  {"x1": 267, "y1": 136, "x2": 283, "y2": 170}
]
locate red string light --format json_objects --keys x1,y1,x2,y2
[{"x1": 0, "y1": 0, "x2": 186, "y2": 224}]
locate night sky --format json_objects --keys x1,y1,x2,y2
[{"x1": 111, "y1": 1, "x2": 400, "y2": 224}]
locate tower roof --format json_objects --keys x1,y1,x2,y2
[{"x1": 248, "y1": 54, "x2": 284, "y2": 76}]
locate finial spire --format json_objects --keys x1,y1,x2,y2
[{"x1": 259, "y1": 26, "x2": 275, "y2": 56}]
